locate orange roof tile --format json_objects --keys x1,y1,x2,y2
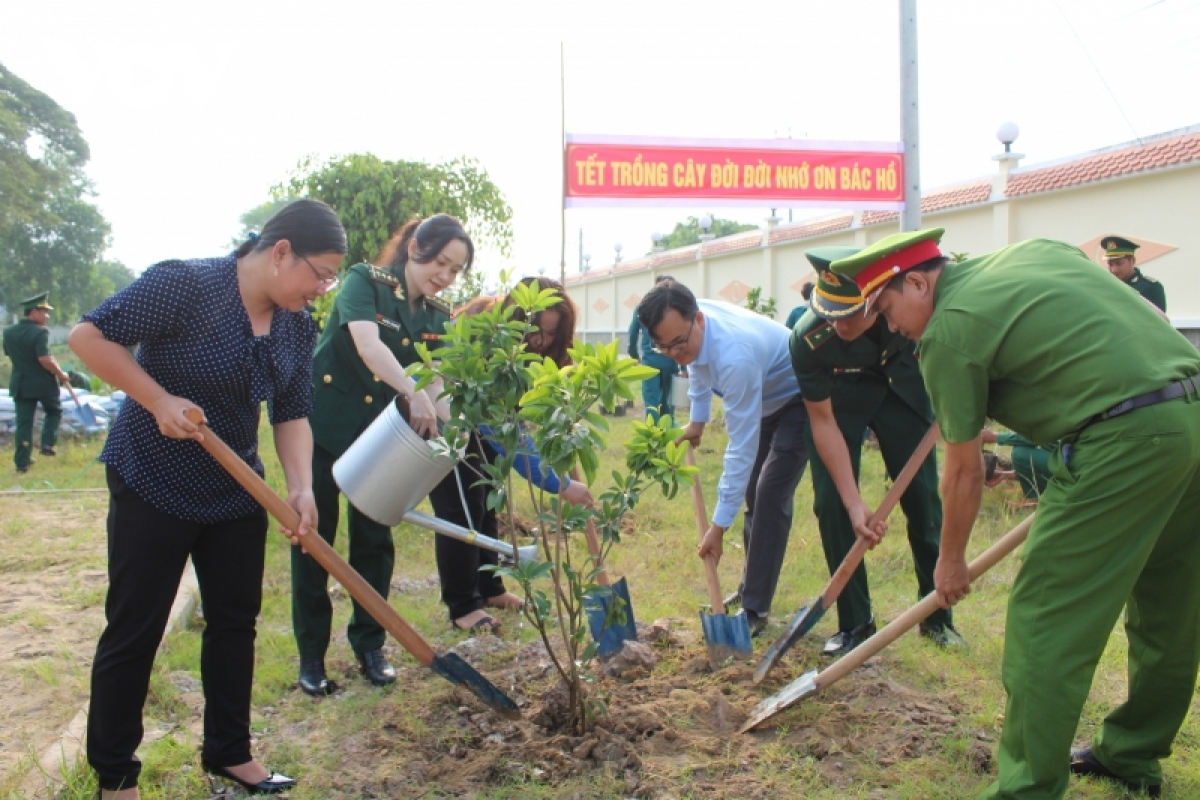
[
  {"x1": 768, "y1": 214, "x2": 854, "y2": 244},
  {"x1": 1006, "y1": 131, "x2": 1200, "y2": 197},
  {"x1": 699, "y1": 229, "x2": 763, "y2": 257}
]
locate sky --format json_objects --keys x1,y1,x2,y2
[{"x1": 3, "y1": 0, "x2": 1199, "y2": 283}]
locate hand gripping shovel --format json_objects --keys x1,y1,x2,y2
[
  {"x1": 688, "y1": 448, "x2": 753, "y2": 667},
  {"x1": 741, "y1": 513, "x2": 1034, "y2": 732},
  {"x1": 183, "y1": 410, "x2": 520, "y2": 719},
  {"x1": 754, "y1": 423, "x2": 942, "y2": 684}
]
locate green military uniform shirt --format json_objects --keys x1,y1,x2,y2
[
  {"x1": 309, "y1": 262, "x2": 450, "y2": 457},
  {"x1": 919, "y1": 239, "x2": 1198, "y2": 444},
  {"x1": 789, "y1": 308, "x2": 932, "y2": 423},
  {"x1": 3, "y1": 318, "x2": 57, "y2": 399},
  {"x1": 1125, "y1": 267, "x2": 1166, "y2": 312}
]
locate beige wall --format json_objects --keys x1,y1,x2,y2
[{"x1": 572, "y1": 161, "x2": 1200, "y2": 332}]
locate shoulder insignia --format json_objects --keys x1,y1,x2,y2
[
  {"x1": 375, "y1": 314, "x2": 401, "y2": 332},
  {"x1": 424, "y1": 295, "x2": 452, "y2": 316},
  {"x1": 1143, "y1": 274, "x2": 1159, "y2": 284},
  {"x1": 804, "y1": 322, "x2": 834, "y2": 351},
  {"x1": 363, "y1": 264, "x2": 400, "y2": 287}
]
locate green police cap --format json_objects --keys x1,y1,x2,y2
[
  {"x1": 1100, "y1": 235, "x2": 1139, "y2": 259},
  {"x1": 830, "y1": 228, "x2": 945, "y2": 310},
  {"x1": 20, "y1": 292, "x2": 53, "y2": 313},
  {"x1": 806, "y1": 246, "x2": 864, "y2": 320}
]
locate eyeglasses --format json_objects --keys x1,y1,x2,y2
[
  {"x1": 651, "y1": 316, "x2": 695, "y2": 355},
  {"x1": 298, "y1": 254, "x2": 340, "y2": 289}
]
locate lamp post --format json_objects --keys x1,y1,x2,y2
[
  {"x1": 651, "y1": 231, "x2": 664, "y2": 253},
  {"x1": 614, "y1": 243, "x2": 623, "y2": 265},
  {"x1": 582, "y1": 253, "x2": 591, "y2": 273},
  {"x1": 698, "y1": 215, "x2": 714, "y2": 242}
]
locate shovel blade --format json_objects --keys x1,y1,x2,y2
[
  {"x1": 430, "y1": 652, "x2": 521, "y2": 719},
  {"x1": 740, "y1": 668, "x2": 819, "y2": 733},
  {"x1": 699, "y1": 609, "x2": 753, "y2": 669},
  {"x1": 585, "y1": 577, "x2": 638, "y2": 658},
  {"x1": 753, "y1": 601, "x2": 826, "y2": 684}
]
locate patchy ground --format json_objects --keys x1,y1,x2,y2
[{"x1": 0, "y1": 494, "x2": 109, "y2": 785}]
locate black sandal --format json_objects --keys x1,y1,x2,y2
[{"x1": 452, "y1": 612, "x2": 501, "y2": 632}]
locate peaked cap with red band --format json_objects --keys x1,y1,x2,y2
[{"x1": 830, "y1": 228, "x2": 946, "y2": 306}]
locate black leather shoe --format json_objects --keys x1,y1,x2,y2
[
  {"x1": 297, "y1": 658, "x2": 336, "y2": 697},
  {"x1": 202, "y1": 760, "x2": 297, "y2": 795},
  {"x1": 822, "y1": 619, "x2": 877, "y2": 657},
  {"x1": 1070, "y1": 746, "x2": 1161, "y2": 796},
  {"x1": 15, "y1": 464, "x2": 30, "y2": 474},
  {"x1": 357, "y1": 648, "x2": 396, "y2": 686},
  {"x1": 40, "y1": 447, "x2": 56, "y2": 457}
]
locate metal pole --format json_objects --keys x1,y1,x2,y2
[
  {"x1": 560, "y1": 42, "x2": 567, "y2": 284},
  {"x1": 899, "y1": 0, "x2": 921, "y2": 232}
]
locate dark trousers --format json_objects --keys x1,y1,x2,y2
[
  {"x1": 13, "y1": 393, "x2": 62, "y2": 468},
  {"x1": 807, "y1": 392, "x2": 949, "y2": 632},
  {"x1": 88, "y1": 467, "x2": 267, "y2": 791},
  {"x1": 738, "y1": 395, "x2": 810, "y2": 616},
  {"x1": 292, "y1": 444, "x2": 395, "y2": 660},
  {"x1": 428, "y1": 434, "x2": 505, "y2": 621}
]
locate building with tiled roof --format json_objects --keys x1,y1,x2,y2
[{"x1": 568, "y1": 124, "x2": 1200, "y2": 346}]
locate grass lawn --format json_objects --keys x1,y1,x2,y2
[{"x1": 2, "y1": 404, "x2": 1198, "y2": 799}]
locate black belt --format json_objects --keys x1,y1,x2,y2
[{"x1": 1097, "y1": 374, "x2": 1200, "y2": 422}]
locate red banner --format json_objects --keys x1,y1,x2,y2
[{"x1": 565, "y1": 134, "x2": 904, "y2": 209}]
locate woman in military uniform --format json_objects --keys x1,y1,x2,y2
[{"x1": 294, "y1": 214, "x2": 474, "y2": 696}]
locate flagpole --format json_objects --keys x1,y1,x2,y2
[{"x1": 559, "y1": 41, "x2": 567, "y2": 285}]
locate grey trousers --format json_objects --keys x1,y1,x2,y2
[{"x1": 737, "y1": 395, "x2": 810, "y2": 616}]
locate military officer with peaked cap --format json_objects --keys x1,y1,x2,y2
[
  {"x1": 3, "y1": 292, "x2": 69, "y2": 473},
  {"x1": 790, "y1": 247, "x2": 960, "y2": 658},
  {"x1": 833, "y1": 228, "x2": 1200, "y2": 798},
  {"x1": 1101, "y1": 235, "x2": 1166, "y2": 311}
]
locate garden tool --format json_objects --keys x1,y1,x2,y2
[
  {"x1": 581, "y1": 503, "x2": 638, "y2": 658},
  {"x1": 688, "y1": 448, "x2": 753, "y2": 668},
  {"x1": 754, "y1": 423, "x2": 941, "y2": 684},
  {"x1": 66, "y1": 384, "x2": 97, "y2": 427},
  {"x1": 402, "y1": 509, "x2": 541, "y2": 565},
  {"x1": 184, "y1": 409, "x2": 520, "y2": 719},
  {"x1": 741, "y1": 513, "x2": 1034, "y2": 733}
]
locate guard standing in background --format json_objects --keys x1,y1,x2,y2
[
  {"x1": 627, "y1": 275, "x2": 680, "y2": 424},
  {"x1": 3, "y1": 292, "x2": 68, "y2": 473},
  {"x1": 790, "y1": 248, "x2": 959, "y2": 657},
  {"x1": 1101, "y1": 235, "x2": 1166, "y2": 311}
]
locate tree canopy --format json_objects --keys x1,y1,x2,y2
[
  {"x1": 657, "y1": 215, "x2": 757, "y2": 251},
  {"x1": 277, "y1": 153, "x2": 513, "y2": 268},
  {"x1": 0, "y1": 63, "x2": 123, "y2": 319}
]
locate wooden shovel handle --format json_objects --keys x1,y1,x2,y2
[
  {"x1": 819, "y1": 423, "x2": 941, "y2": 608},
  {"x1": 570, "y1": 467, "x2": 611, "y2": 587},
  {"x1": 686, "y1": 448, "x2": 726, "y2": 615},
  {"x1": 183, "y1": 409, "x2": 436, "y2": 666},
  {"x1": 65, "y1": 383, "x2": 83, "y2": 411},
  {"x1": 816, "y1": 513, "x2": 1034, "y2": 691}
]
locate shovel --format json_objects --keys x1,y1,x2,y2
[
  {"x1": 582, "y1": 516, "x2": 638, "y2": 658},
  {"x1": 66, "y1": 383, "x2": 98, "y2": 427},
  {"x1": 183, "y1": 409, "x2": 520, "y2": 719},
  {"x1": 740, "y1": 513, "x2": 1034, "y2": 733},
  {"x1": 688, "y1": 448, "x2": 753, "y2": 667},
  {"x1": 754, "y1": 423, "x2": 941, "y2": 684},
  {"x1": 402, "y1": 509, "x2": 541, "y2": 565}
]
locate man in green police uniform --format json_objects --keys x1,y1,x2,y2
[
  {"x1": 1101, "y1": 235, "x2": 1166, "y2": 311},
  {"x1": 834, "y1": 228, "x2": 1200, "y2": 798},
  {"x1": 628, "y1": 275, "x2": 680, "y2": 423},
  {"x1": 3, "y1": 293, "x2": 69, "y2": 473},
  {"x1": 294, "y1": 258, "x2": 453, "y2": 695},
  {"x1": 790, "y1": 247, "x2": 959, "y2": 657}
]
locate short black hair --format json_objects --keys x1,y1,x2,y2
[
  {"x1": 637, "y1": 279, "x2": 698, "y2": 333},
  {"x1": 800, "y1": 281, "x2": 814, "y2": 301},
  {"x1": 654, "y1": 274, "x2": 674, "y2": 285}
]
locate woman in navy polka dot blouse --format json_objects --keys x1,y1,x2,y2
[{"x1": 69, "y1": 199, "x2": 347, "y2": 799}]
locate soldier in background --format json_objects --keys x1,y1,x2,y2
[
  {"x1": 1101, "y1": 235, "x2": 1166, "y2": 311},
  {"x1": 3, "y1": 292, "x2": 68, "y2": 472}
]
